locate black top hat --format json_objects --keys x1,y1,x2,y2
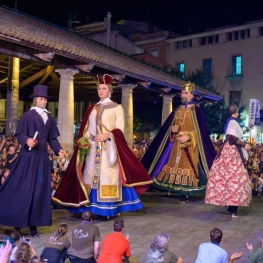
[{"x1": 29, "y1": 85, "x2": 50, "y2": 99}]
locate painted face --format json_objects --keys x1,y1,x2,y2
[
  {"x1": 35, "y1": 97, "x2": 47, "y2": 109},
  {"x1": 181, "y1": 90, "x2": 194, "y2": 104},
  {"x1": 97, "y1": 84, "x2": 110, "y2": 100}
]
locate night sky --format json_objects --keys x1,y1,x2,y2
[{"x1": 0, "y1": 0, "x2": 263, "y2": 35}]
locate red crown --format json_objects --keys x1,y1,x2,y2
[{"x1": 97, "y1": 74, "x2": 114, "y2": 85}]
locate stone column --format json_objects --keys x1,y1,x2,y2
[
  {"x1": 55, "y1": 68, "x2": 78, "y2": 153},
  {"x1": 119, "y1": 84, "x2": 136, "y2": 148},
  {"x1": 161, "y1": 94, "x2": 174, "y2": 125},
  {"x1": 6, "y1": 57, "x2": 20, "y2": 134}
]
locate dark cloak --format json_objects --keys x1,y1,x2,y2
[
  {"x1": 141, "y1": 106, "x2": 216, "y2": 190},
  {"x1": 0, "y1": 110, "x2": 61, "y2": 228}
]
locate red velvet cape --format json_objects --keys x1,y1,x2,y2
[{"x1": 53, "y1": 104, "x2": 152, "y2": 207}]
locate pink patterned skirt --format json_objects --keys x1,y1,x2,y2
[{"x1": 205, "y1": 141, "x2": 251, "y2": 207}]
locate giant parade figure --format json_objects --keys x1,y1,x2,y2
[
  {"x1": 141, "y1": 82, "x2": 216, "y2": 203},
  {"x1": 53, "y1": 74, "x2": 152, "y2": 216},
  {"x1": 0, "y1": 85, "x2": 65, "y2": 237}
]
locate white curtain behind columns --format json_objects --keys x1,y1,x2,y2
[
  {"x1": 55, "y1": 68, "x2": 78, "y2": 153},
  {"x1": 119, "y1": 84, "x2": 136, "y2": 148},
  {"x1": 161, "y1": 94, "x2": 174, "y2": 125}
]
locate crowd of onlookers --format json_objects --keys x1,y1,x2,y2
[
  {"x1": 0, "y1": 132, "x2": 71, "y2": 196},
  {"x1": 0, "y1": 212, "x2": 263, "y2": 263},
  {"x1": 132, "y1": 139, "x2": 153, "y2": 160}
]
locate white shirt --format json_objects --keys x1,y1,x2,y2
[
  {"x1": 31, "y1": 106, "x2": 50, "y2": 124},
  {"x1": 97, "y1": 98, "x2": 113, "y2": 105}
]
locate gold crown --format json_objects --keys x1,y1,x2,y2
[{"x1": 182, "y1": 81, "x2": 195, "y2": 93}]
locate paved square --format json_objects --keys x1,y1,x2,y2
[{"x1": 1, "y1": 193, "x2": 262, "y2": 263}]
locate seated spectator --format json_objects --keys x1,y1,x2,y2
[
  {"x1": 6, "y1": 145, "x2": 18, "y2": 171},
  {"x1": 195, "y1": 228, "x2": 242, "y2": 263},
  {"x1": 68, "y1": 212, "x2": 100, "y2": 263},
  {"x1": 40, "y1": 223, "x2": 71, "y2": 263},
  {"x1": 0, "y1": 239, "x2": 12, "y2": 263},
  {"x1": 1, "y1": 168, "x2": 10, "y2": 186},
  {"x1": 97, "y1": 219, "x2": 130, "y2": 263},
  {"x1": 14, "y1": 241, "x2": 37, "y2": 263},
  {"x1": 9, "y1": 231, "x2": 21, "y2": 262},
  {"x1": 141, "y1": 234, "x2": 183, "y2": 263},
  {"x1": 247, "y1": 233, "x2": 263, "y2": 263}
]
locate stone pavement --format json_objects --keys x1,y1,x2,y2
[{"x1": 1, "y1": 193, "x2": 262, "y2": 263}]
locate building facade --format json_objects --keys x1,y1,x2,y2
[{"x1": 166, "y1": 20, "x2": 263, "y2": 138}]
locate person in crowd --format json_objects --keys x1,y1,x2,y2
[
  {"x1": 257, "y1": 173, "x2": 263, "y2": 200},
  {"x1": 141, "y1": 81, "x2": 216, "y2": 203},
  {"x1": 1, "y1": 168, "x2": 10, "y2": 186},
  {"x1": 205, "y1": 105, "x2": 252, "y2": 217},
  {"x1": 53, "y1": 74, "x2": 152, "y2": 217},
  {"x1": 97, "y1": 220, "x2": 130, "y2": 263},
  {"x1": 247, "y1": 233, "x2": 263, "y2": 263},
  {"x1": 40, "y1": 223, "x2": 71, "y2": 263},
  {"x1": 1, "y1": 146, "x2": 7, "y2": 162},
  {"x1": 0, "y1": 137, "x2": 6, "y2": 153},
  {"x1": 6, "y1": 145, "x2": 18, "y2": 171},
  {"x1": 14, "y1": 241, "x2": 37, "y2": 263},
  {"x1": 52, "y1": 155, "x2": 58, "y2": 170},
  {"x1": 195, "y1": 228, "x2": 242, "y2": 263},
  {"x1": 0, "y1": 239, "x2": 12, "y2": 263},
  {"x1": 68, "y1": 211, "x2": 100, "y2": 263},
  {"x1": 0, "y1": 85, "x2": 66, "y2": 238},
  {"x1": 47, "y1": 144, "x2": 54, "y2": 168},
  {"x1": 9, "y1": 231, "x2": 21, "y2": 263},
  {"x1": 141, "y1": 234, "x2": 184, "y2": 263},
  {"x1": 58, "y1": 151, "x2": 70, "y2": 176}
]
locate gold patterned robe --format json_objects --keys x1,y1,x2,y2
[{"x1": 154, "y1": 105, "x2": 201, "y2": 191}]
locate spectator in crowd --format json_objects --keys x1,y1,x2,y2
[
  {"x1": 9, "y1": 231, "x2": 21, "y2": 263},
  {"x1": 14, "y1": 241, "x2": 37, "y2": 263},
  {"x1": 195, "y1": 228, "x2": 242, "y2": 263},
  {"x1": 140, "y1": 233, "x2": 184, "y2": 263},
  {"x1": 68, "y1": 211, "x2": 100, "y2": 263},
  {"x1": 97, "y1": 220, "x2": 130, "y2": 263},
  {"x1": 1, "y1": 146, "x2": 7, "y2": 162},
  {"x1": 257, "y1": 173, "x2": 263, "y2": 200},
  {"x1": 40, "y1": 223, "x2": 71, "y2": 263},
  {"x1": 1, "y1": 168, "x2": 10, "y2": 186},
  {"x1": 52, "y1": 155, "x2": 58, "y2": 170},
  {"x1": 51, "y1": 168, "x2": 61, "y2": 194},
  {"x1": 6, "y1": 145, "x2": 18, "y2": 171},
  {"x1": 0, "y1": 239, "x2": 12, "y2": 263},
  {"x1": 247, "y1": 233, "x2": 263, "y2": 262}
]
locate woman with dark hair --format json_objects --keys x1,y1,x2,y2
[
  {"x1": 40, "y1": 223, "x2": 70, "y2": 263},
  {"x1": 205, "y1": 105, "x2": 252, "y2": 217},
  {"x1": 142, "y1": 234, "x2": 184, "y2": 263}
]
